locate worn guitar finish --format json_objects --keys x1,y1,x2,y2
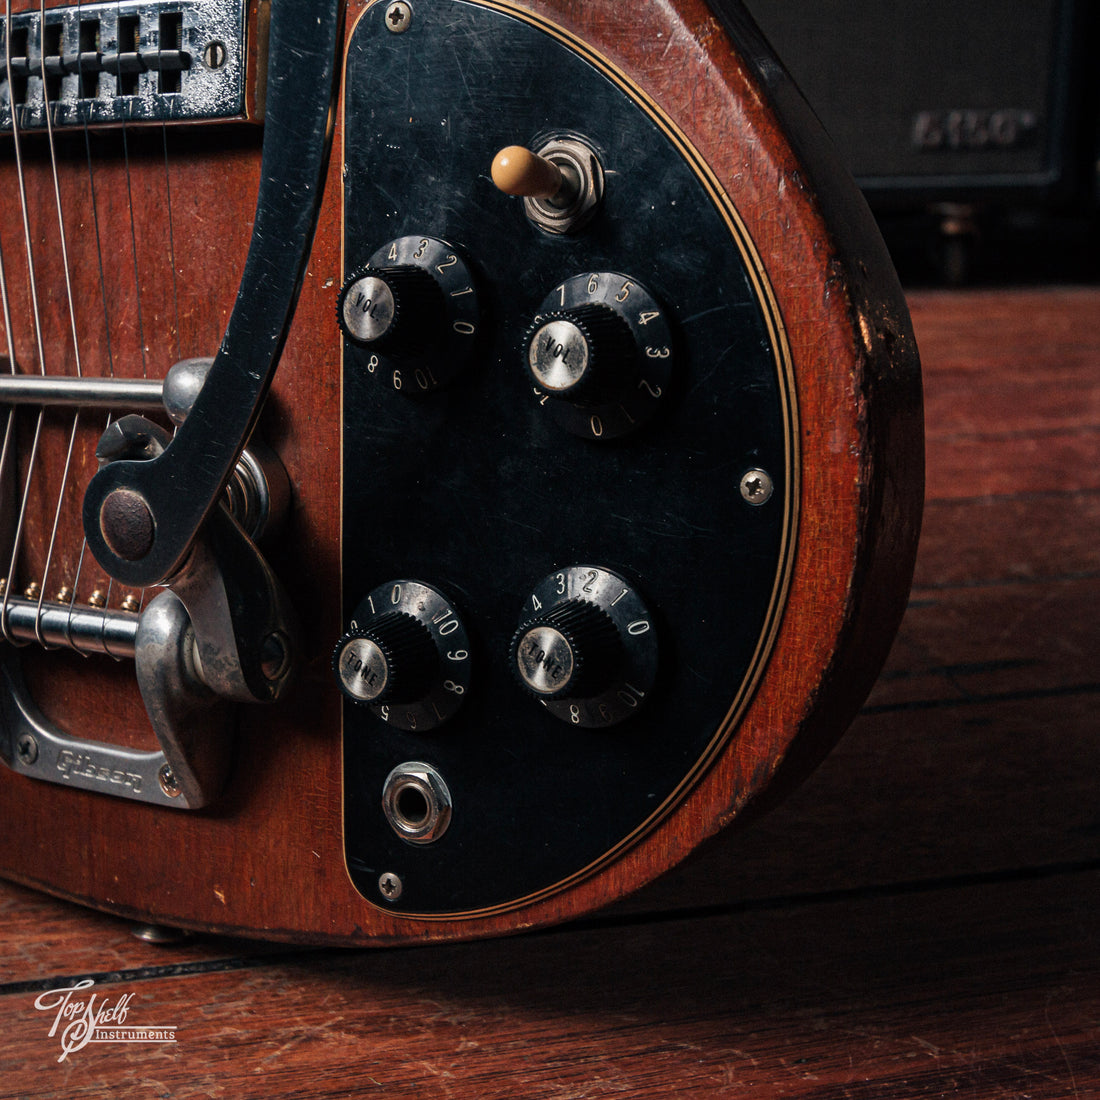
[{"x1": 0, "y1": 0, "x2": 922, "y2": 943}]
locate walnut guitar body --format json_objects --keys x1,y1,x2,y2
[{"x1": 0, "y1": 0, "x2": 922, "y2": 944}]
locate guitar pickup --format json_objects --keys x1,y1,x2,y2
[{"x1": 0, "y1": 0, "x2": 265, "y2": 131}]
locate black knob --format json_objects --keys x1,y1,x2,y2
[
  {"x1": 335, "y1": 579, "x2": 472, "y2": 731},
  {"x1": 338, "y1": 236, "x2": 481, "y2": 394},
  {"x1": 337, "y1": 264, "x2": 445, "y2": 354},
  {"x1": 524, "y1": 304, "x2": 637, "y2": 405},
  {"x1": 333, "y1": 611, "x2": 438, "y2": 705},
  {"x1": 513, "y1": 566, "x2": 658, "y2": 728},
  {"x1": 526, "y1": 272, "x2": 673, "y2": 439},
  {"x1": 511, "y1": 598, "x2": 624, "y2": 700}
]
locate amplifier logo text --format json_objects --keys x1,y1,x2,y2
[
  {"x1": 912, "y1": 108, "x2": 1039, "y2": 151},
  {"x1": 33, "y1": 979, "x2": 177, "y2": 1062}
]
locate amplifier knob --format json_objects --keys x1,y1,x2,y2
[
  {"x1": 334, "y1": 580, "x2": 472, "y2": 731},
  {"x1": 512, "y1": 566, "x2": 657, "y2": 728}
]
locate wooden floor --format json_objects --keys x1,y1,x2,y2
[{"x1": 2, "y1": 286, "x2": 1098, "y2": 1097}]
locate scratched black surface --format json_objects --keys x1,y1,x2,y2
[{"x1": 340, "y1": 0, "x2": 791, "y2": 913}]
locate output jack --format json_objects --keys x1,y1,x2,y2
[{"x1": 382, "y1": 762, "x2": 453, "y2": 845}]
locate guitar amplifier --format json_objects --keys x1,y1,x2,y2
[{"x1": 743, "y1": 0, "x2": 1099, "y2": 215}]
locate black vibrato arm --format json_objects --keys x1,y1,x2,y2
[{"x1": 81, "y1": 0, "x2": 345, "y2": 588}]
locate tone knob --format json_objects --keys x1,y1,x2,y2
[
  {"x1": 512, "y1": 598, "x2": 624, "y2": 700},
  {"x1": 524, "y1": 304, "x2": 637, "y2": 406},
  {"x1": 338, "y1": 235, "x2": 480, "y2": 393},
  {"x1": 513, "y1": 566, "x2": 658, "y2": 728},
  {"x1": 334, "y1": 580, "x2": 472, "y2": 731},
  {"x1": 334, "y1": 612, "x2": 438, "y2": 705},
  {"x1": 526, "y1": 272, "x2": 673, "y2": 439},
  {"x1": 337, "y1": 265, "x2": 445, "y2": 354}
]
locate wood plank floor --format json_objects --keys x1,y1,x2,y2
[{"x1": 2, "y1": 287, "x2": 1098, "y2": 1098}]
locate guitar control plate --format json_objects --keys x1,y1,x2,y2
[{"x1": 341, "y1": 0, "x2": 795, "y2": 916}]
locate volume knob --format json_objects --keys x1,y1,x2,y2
[
  {"x1": 338, "y1": 236, "x2": 480, "y2": 393},
  {"x1": 524, "y1": 304, "x2": 637, "y2": 406},
  {"x1": 338, "y1": 265, "x2": 445, "y2": 354},
  {"x1": 526, "y1": 272, "x2": 673, "y2": 439}
]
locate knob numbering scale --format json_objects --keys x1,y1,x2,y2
[
  {"x1": 526, "y1": 272, "x2": 673, "y2": 439},
  {"x1": 338, "y1": 235, "x2": 480, "y2": 394},
  {"x1": 334, "y1": 580, "x2": 472, "y2": 731},
  {"x1": 513, "y1": 566, "x2": 658, "y2": 728}
]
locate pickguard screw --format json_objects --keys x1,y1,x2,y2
[
  {"x1": 385, "y1": 2, "x2": 412, "y2": 33},
  {"x1": 16, "y1": 733, "x2": 38, "y2": 765},
  {"x1": 158, "y1": 764, "x2": 182, "y2": 798},
  {"x1": 740, "y1": 468, "x2": 774, "y2": 506},
  {"x1": 203, "y1": 40, "x2": 227, "y2": 69},
  {"x1": 378, "y1": 872, "x2": 403, "y2": 901}
]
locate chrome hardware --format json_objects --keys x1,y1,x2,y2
[
  {"x1": 0, "y1": 595, "x2": 139, "y2": 658},
  {"x1": 0, "y1": 355, "x2": 295, "y2": 806},
  {"x1": 520, "y1": 137, "x2": 604, "y2": 235},
  {"x1": 0, "y1": 591, "x2": 231, "y2": 809},
  {"x1": 382, "y1": 762, "x2": 453, "y2": 845},
  {"x1": 0, "y1": 0, "x2": 259, "y2": 132},
  {"x1": 739, "y1": 468, "x2": 774, "y2": 506}
]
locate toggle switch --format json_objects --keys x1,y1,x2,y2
[{"x1": 491, "y1": 137, "x2": 604, "y2": 234}]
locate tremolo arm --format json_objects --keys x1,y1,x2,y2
[{"x1": 83, "y1": 0, "x2": 343, "y2": 590}]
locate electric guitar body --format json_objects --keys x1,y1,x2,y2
[{"x1": 0, "y1": 0, "x2": 922, "y2": 944}]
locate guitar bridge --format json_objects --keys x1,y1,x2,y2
[{"x1": 0, "y1": 0, "x2": 266, "y2": 132}]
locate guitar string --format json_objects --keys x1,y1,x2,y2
[
  {"x1": 118, "y1": 16, "x2": 148, "y2": 624},
  {"x1": 131, "y1": 35, "x2": 186, "y2": 618},
  {"x1": 1, "y1": 0, "x2": 51, "y2": 646},
  {"x1": 0, "y1": 15, "x2": 19, "y2": 643},
  {"x1": 162, "y1": 112, "x2": 181, "y2": 366},
  {"x1": 62, "y1": 0, "x2": 97, "y2": 646},
  {"x1": 34, "y1": 0, "x2": 90, "y2": 647},
  {"x1": 0, "y1": 155, "x2": 19, "y2": 646},
  {"x1": 67, "y1": 8, "x2": 123, "y2": 648},
  {"x1": 91, "y1": 0, "x2": 133, "y2": 647}
]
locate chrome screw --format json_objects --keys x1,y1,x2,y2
[
  {"x1": 385, "y1": 1, "x2": 412, "y2": 33},
  {"x1": 158, "y1": 764, "x2": 182, "y2": 798},
  {"x1": 378, "y1": 872, "x2": 403, "y2": 902},
  {"x1": 203, "y1": 40, "x2": 227, "y2": 69},
  {"x1": 739, "y1": 468, "x2": 774, "y2": 506},
  {"x1": 16, "y1": 733, "x2": 38, "y2": 765}
]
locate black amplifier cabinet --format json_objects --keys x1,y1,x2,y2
[{"x1": 742, "y1": 0, "x2": 1099, "y2": 218}]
